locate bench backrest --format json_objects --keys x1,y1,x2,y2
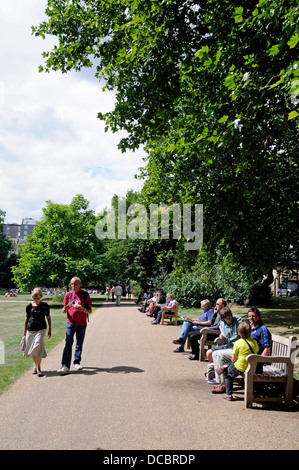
[{"x1": 270, "y1": 334, "x2": 297, "y2": 372}]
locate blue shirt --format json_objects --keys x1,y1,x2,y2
[
  {"x1": 250, "y1": 320, "x2": 271, "y2": 354},
  {"x1": 198, "y1": 308, "x2": 214, "y2": 323}
]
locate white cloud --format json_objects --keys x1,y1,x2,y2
[{"x1": 0, "y1": 0, "x2": 145, "y2": 224}]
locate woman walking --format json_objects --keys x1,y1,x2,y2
[{"x1": 23, "y1": 288, "x2": 51, "y2": 377}]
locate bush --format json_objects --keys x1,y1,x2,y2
[
  {"x1": 131, "y1": 281, "x2": 143, "y2": 299},
  {"x1": 163, "y1": 254, "x2": 253, "y2": 307},
  {"x1": 163, "y1": 269, "x2": 220, "y2": 307}
]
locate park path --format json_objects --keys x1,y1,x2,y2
[{"x1": 0, "y1": 299, "x2": 298, "y2": 451}]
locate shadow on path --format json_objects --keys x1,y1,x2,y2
[
  {"x1": 82, "y1": 366, "x2": 144, "y2": 374},
  {"x1": 41, "y1": 365, "x2": 144, "y2": 377},
  {"x1": 97, "y1": 300, "x2": 139, "y2": 309}
]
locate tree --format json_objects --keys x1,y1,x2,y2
[
  {"x1": 33, "y1": 0, "x2": 299, "y2": 278},
  {"x1": 0, "y1": 210, "x2": 13, "y2": 285},
  {"x1": 98, "y1": 191, "x2": 177, "y2": 289},
  {"x1": 33, "y1": 1, "x2": 299, "y2": 149},
  {"x1": 12, "y1": 195, "x2": 106, "y2": 290}
]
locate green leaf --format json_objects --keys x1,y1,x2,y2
[
  {"x1": 290, "y1": 79, "x2": 299, "y2": 95},
  {"x1": 269, "y1": 79, "x2": 282, "y2": 89},
  {"x1": 268, "y1": 44, "x2": 280, "y2": 56},
  {"x1": 218, "y1": 115, "x2": 229, "y2": 123},
  {"x1": 167, "y1": 143, "x2": 176, "y2": 152},
  {"x1": 288, "y1": 110, "x2": 299, "y2": 120},
  {"x1": 232, "y1": 7, "x2": 244, "y2": 23},
  {"x1": 214, "y1": 50, "x2": 222, "y2": 65},
  {"x1": 288, "y1": 34, "x2": 299, "y2": 49},
  {"x1": 203, "y1": 57, "x2": 213, "y2": 67},
  {"x1": 224, "y1": 74, "x2": 237, "y2": 90},
  {"x1": 195, "y1": 45, "x2": 209, "y2": 60}
]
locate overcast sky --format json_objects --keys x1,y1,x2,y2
[{"x1": 0, "y1": 0, "x2": 145, "y2": 224}]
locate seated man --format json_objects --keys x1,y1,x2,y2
[
  {"x1": 248, "y1": 307, "x2": 271, "y2": 372},
  {"x1": 172, "y1": 299, "x2": 214, "y2": 354},
  {"x1": 207, "y1": 307, "x2": 242, "y2": 393},
  {"x1": 186, "y1": 298, "x2": 226, "y2": 360},
  {"x1": 135, "y1": 291, "x2": 148, "y2": 305}
]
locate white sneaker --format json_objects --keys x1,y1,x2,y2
[
  {"x1": 57, "y1": 365, "x2": 70, "y2": 375},
  {"x1": 74, "y1": 363, "x2": 83, "y2": 370},
  {"x1": 207, "y1": 378, "x2": 216, "y2": 385}
]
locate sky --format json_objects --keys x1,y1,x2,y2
[{"x1": 0, "y1": 0, "x2": 145, "y2": 224}]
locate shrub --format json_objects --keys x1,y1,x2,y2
[{"x1": 163, "y1": 253, "x2": 253, "y2": 307}]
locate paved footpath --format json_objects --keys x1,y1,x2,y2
[{"x1": 0, "y1": 299, "x2": 298, "y2": 451}]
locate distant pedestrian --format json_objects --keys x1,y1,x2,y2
[
  {"x1": 115, "y1": 284, "x2": 122, "y2": 306},
  {"x1": 111, "y1": 285, "x2": 115, "y2": 302},
  {"x1": 128, "y1": 287, "x2": 132, "y2": 299},
  {"x1": 105, "y1": 285, "x2": 110, "y2": 302}
]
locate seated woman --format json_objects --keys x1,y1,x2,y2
[{"x1": 151, "y1": 294, "x2": 176, "y2": 324}]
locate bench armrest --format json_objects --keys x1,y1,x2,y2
[
  {"x1": 200, "y1": 327, "x2": 220, "y2": 337},
  {"x1": 199, "y1": 328, "x2": 226, "y2": 344},
  {"x1": 246, "y1": 354, "x2": 291, "y2": 365},
  {"x1": 214, "y1": 337, "x2": 227, "y2": 346}
]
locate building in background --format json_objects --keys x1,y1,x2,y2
[
  {"x1": 3, "y1": 218, "x2": 36, "y2": 253},
  {"x1": 3, "y1": 223, "x2": 20, "y2": 252},
  {"x1": 19, "y1": 218, "x2": 36, "y2": 246}
]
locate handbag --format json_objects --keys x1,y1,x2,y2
[
  {"x1": 20, "y1": 336, "x2": 26, "y2": 351},
  {"x1": 205, "y1": 362, "x2": 215, "y2": 381}
]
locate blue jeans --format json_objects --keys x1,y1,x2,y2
[
  {"x1": 61, "y1": 323, "x2": 87, "y2": 368},
  {"x1": 224, "y1": 362, "x2": 241, "y2": 395},
  {"x1": 180, "y1": 321, "x2": 198, "y2": 344}
]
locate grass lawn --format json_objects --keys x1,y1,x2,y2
[{"x1": 0, "y1": 292, "x2": 104, "y2": 396}]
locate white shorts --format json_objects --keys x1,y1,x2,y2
[{"x1": 212, "y1": 348, "x2": 233, "y2": 384}]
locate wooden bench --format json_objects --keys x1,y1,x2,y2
[
  {"x1": 198, "y1": 327, "x2": 222, "y2": 361},
  {"x1": 244, "y1": 334, "x2": 297, "y2": 408},
  {"x1": 161, "y1": 303, "x2": 179, "y2": 325}
]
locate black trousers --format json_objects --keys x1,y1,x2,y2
[
  {"x1": 152, "y1": 305, "x2": 161, "y2": 319},
  {"x1": 187, "y1": 330, "x2": 219, "y2": 356},
  {"x1": 187, "y1": 330, "x2": 203, "y2": 356}
]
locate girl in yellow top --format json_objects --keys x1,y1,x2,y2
[{"x1": 216, "y1": 321, "x2": 259, "y2": 401}]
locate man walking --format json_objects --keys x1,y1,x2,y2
[
  {"x1": 57, "y1": 277, "x2": 92, "y2": 375},
  {"x1": 115, "y1": 284, "x2": 122, "y2": 306}
]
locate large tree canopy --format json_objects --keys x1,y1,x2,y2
[
  {"x1": 33, "y1": 0, "x2": 299, "y2": 279},
  {"x1": 12, "y1": 195, "x2": 106, "y2": 290}
]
